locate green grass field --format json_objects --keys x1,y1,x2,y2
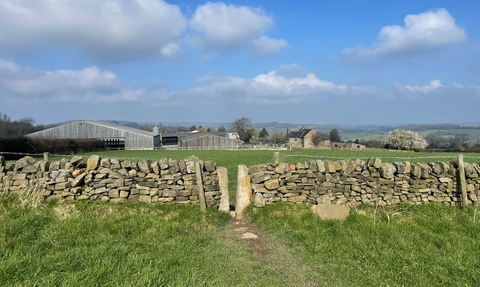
[{"x1": 2, "y1": 191, "x2": 480, "y2": 286}]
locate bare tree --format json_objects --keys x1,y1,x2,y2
[
  {"x1": 448, "y1": 133, "x2": 470, "y2": 149},
  {"x1": 232, "y1": 117, "x2": 255, "y2": 143},
  {"x1": 425, "y1": 132, "x2": 448, "y2": 149},
  {"x1": 0, "y1": 113, "x2": 41, "y2": 137},
  {"x1": 0, "y1": 112, "x2": 10, "y2": 137}
]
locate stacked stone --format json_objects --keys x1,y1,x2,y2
[
  {"x1": 465, "y1": 162, "x2": 480, "y2": 202},
  {"x1": 0, "y1": 156, "x2": 50, "y2": 192},
  {"x1": 0, "y1": 155, "x2": 222, "y2": 207},
  {"x1": 202, "y1": 160, "x2": 221, "y2": 207},
  {"x1": 249, "y1": 158, "x2": 480, "y2": 208}
]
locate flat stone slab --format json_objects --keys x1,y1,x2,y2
[
  {"x1": 312, "y1": 203, "x2": 351, "y2": 221},
  {"x1": 241, "y1": 232, "x2": 259, "y2": 239}
]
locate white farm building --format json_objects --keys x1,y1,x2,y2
[{"x1": 26, "y1": 120, "x2": 161, "y2": 150}]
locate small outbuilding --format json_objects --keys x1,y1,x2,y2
[
  {"x1": 330, "y1": 142, "x2": 366, "y2": 150},
  {"x1": 162, "y1": 132, "x2": 240, "y2": 149}
]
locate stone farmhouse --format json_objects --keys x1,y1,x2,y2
[
  {"x1": 286, "y1": 126, "x2": 330, "y2": 148},
  {"x1": 286, "y1": 126, "x2": 366, "y2": 149}
]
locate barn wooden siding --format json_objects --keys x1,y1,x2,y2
[
  {"x1": 180, "y1": 135, "x2": 238, "y2": 150},
  {"x1": 27, "y1": 120, "x2": 156, "y2": 150}
]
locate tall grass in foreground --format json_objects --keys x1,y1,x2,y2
[
  {"x1": 250, "y1": 203, "x2": 480, "y2": 286},
  {"x1": 0, "y1": 193, "x2": 297, "y2": 286},
  {"x1": 2, "y1": 191, "x2": 480, "y2": 286}
]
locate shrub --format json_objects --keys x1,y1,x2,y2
[{"x1": 385, "y1": 129, "x2": 428, "y2": 150}]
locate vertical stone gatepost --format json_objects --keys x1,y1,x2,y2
[
  {"x1": 458, "y1": 154, "x2": 468, "y2": 209},
  {"x1": 235, "y1": 165, "x2": 252, "y2": 219},
  {"x1": 195, "y1": 161, "x2": 207, "y2": 212},
  {"x1": 273, "y1": 152, "x2": 280, "y2": 165},
  {"x1": 217, "y1": 167, "x2": 230, "y2": 213},
  {"x1": 43, "y1": 152, "x2": 49, "y2": 162}
]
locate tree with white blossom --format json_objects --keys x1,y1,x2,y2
[{"x1": 384, "y1": 129, "x2": 428, "y2": 150}]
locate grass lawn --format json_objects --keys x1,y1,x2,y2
[
  {"x1": 0, "y1": 192, "x2": 294, "y2": 286},
  {"x1": 2, "y1": 192, "x2": 480, "y2": 286},
  {"x1": 249, "y1": 203, "x2": 480, "y2": 286}
]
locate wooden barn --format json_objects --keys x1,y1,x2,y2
[{"x1": 26, "y1": 120, "x2": 161, "y2": 150}]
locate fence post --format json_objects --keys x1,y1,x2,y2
[
  {"x1": 235, "y1": 165, "x2": 252, "y2": 219},
  {"x1": 217, "y1": 167, "x2": 230, "y2": 213},
  {"x1": 273, "y1": 152, "x2": 280, "y2": 165},
  {"x1": 195, "y1": 161, "x2": 207, "y2": 212},
  {"x1": 458, "y1": 154, "x2": 468, "y2": 209}
]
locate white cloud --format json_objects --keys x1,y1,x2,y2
[
  {"x1": 4, "y1": 60, "x2": 477, "y2": 113},
  {"x1": 405, "y1": 80, "x2": 443, "y2": 93},
  {"x1": 0, "y1": 0, "x2": 187, "y2": 61},
  {"x1": 274, "y1": 64, "x2": 310, "y2": 78},
  {"x1": 343, "y1": 8, "x2": 467, "y2": 63},
  {"x1": 252, "y1": 36, "x2": 289, "y2": 54},
  {"x1": 188, "y1": 2, "x2": 287, "y2": 54},
  {"x1": 187, "y1": 69, "x2": 375, "y2": 104},
  {"x1": 0, "y1": 60, "x2": 144, "y2": 102},
  {"x1": 393, "y1": 80, "x2": 480, "y2": 99},
  {"x1": 0, "y1": 61, "x2": 377, "y2": 105},
  {"x1": 2, "y1": 60, "x2": 479, "y2": 125}
]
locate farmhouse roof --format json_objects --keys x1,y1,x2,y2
[{"x1": 287, "y1": 128, "x2": 312, "y2": 139}]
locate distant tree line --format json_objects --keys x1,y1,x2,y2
[
  {"x1": 397, "y1": 124, "x2": 480, "y2": 132},
  {"x1": 0, "y1": 112, "x2": 48, "y2": 137},
  {"x1": 0, "y1": 111, "x2": 105, "y2": 159},
  {"x1": 424, "y1": 132, "x2": 476, "y2": 150}
]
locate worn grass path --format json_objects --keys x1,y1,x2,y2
[{"x1": 231, "y1": 215, "x2": 321, "y2": 287}]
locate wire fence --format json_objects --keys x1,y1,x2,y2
[
  {"x1": 0, "y1": 152, "x2": 160, "y2": 163},
  {"x1": 0, "y1": 151, "x2": 73, "y2": 158},
  {"x1": 276, "y1": 152, "x2": 480, "y2": 162}
]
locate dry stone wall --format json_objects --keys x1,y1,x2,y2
[
  {"x1": 0, "y1": 155, "x2": 223, "y2": 207},
  {"x1": 248, "y1": 158, "x2": 480, "y2": 208}
]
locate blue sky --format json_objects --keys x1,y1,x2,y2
[{"x1": 0, "y1": 0, "x2": 479, "y2": 125}]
